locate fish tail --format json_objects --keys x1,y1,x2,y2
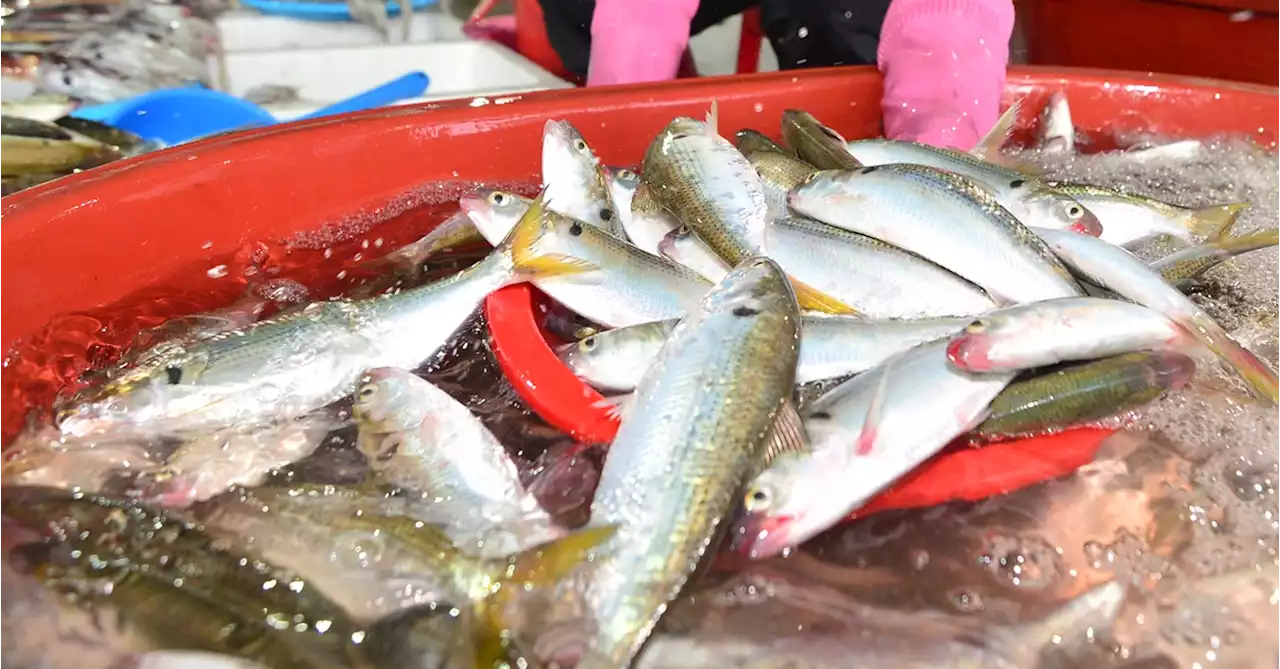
[
  {"x1": 1187, "y1": 202, "x2": 1249, "y2": 241},
  {"x1": 1183, "y1": 312, "x2": 1279, "y2": 404},
  {"x1": 1213, "y1": 227, "x2": 1280, "y2": 255},
  {"x1": 705, "y1": 98, "x2": 720, "y2": 136},
  {"x1": 501, "y1": 189, "x2": 598, "y2": 279},
  {"x1": 786, "y1": 275, "x2": 859, "y2": 315},
  {"x1": 473, "y1": 524, "x2": 617, "y2": 666},
  {"x1": 970, "y1": 98, "x2": 1044, "y2": 175}
]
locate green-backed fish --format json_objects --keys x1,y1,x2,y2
[
  {"x1": 843, "y1": 138, "x2": 1104, "y2": 235},
  {"x1": 1053, "y1": 182, "x2": 1247, "y2": 248},
  {"x1": 543, "y1": 120, "x2": 625, "y2": 238},
  {"x1": 642, "y1": 104, "x2": 856, "y2": 315},
  {"x1": 576, "y1": 257, "x2": 802, "y2": 668},
  {"x1": 733, "y1": 128, "x2": 787, "y2": 156},
  {"x1": 557, "y1": 314, "x2": 968, "y2": 392},
  {"x1": 747, "y1": 149, "x2": 818, "y2": 220},
  {"x1": 790, "y1": 164, "x2": 1086, "y2": 305},
  {"x1": 625, "y1": 180, "x2": 681, "y2": 256},
  {"x1": 780, "y1": 109, "x2": 861, "y2": 170},
  {"x1": 975, "y1": 351, "x2": 1196, "y2": 439},
  {"x1": 1035, "y1": 227, "x2": 1279, "y2": 404},
  {"x1": 1152, "y1": 227, "x2": 1279, "y2": 288},
  {"x1": 57, "y1": 193, "x2": 588, "y2": 440}
]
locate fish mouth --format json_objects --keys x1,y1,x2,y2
[
  {"x1": 458, "y1": 194, "x2": 485, "y2": 217},
  {"x1": 731, "y1": 513, "x2": 797, "y2": 560},
  {"x1": 1069, "y1": 214, "x2": 1104, "y2": 237},
  {"x1": 945, "y1": 335, "x2": 992, "y2": 372}
]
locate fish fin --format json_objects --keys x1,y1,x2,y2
[
  {"x1": 986, "y1": 581, "x2": 1126, "y2": 666},
  {"x1": 1213, "y1": 227, "x2": 1280, "y2": 254},
  {"x1": 762, "y1": 399, "x2": 809, "y2": 466},
  {"x1": 705, "y1": 99, "x2": 720, "y2": 137},
  {"x1": 786, "y1": 275, "x2": 859, "y2": 315},
  {"x1": 970, "y1": 99, "x2": 1018, "y2": 158},
  {"x1": 1181, "y1": 312, "x2": 1279, "y2": 404},
  {"x1": 591, "y1": 394, "x2": 635, "y2": 422},
  {"x1": 1187, "y1": 202, "x2": 1249, "y2": 241},
  {"x1": 503, "y1": 190, "x2": 599, "y2": 279},
  {"x1": 476, "y1": 525, "x2": 617, "y2": 669},
  {"x1": 656, "y1": 225, "x2": 687, "y2": 260},
  {"x1": 853, "y1": 359, "x2": 895, "y2": 457}
]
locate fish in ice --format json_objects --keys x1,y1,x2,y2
[
  {"x1": 642, "y1": 104, "x2": 856, "y2": 314},
  {"x1": 765, "y1": 214, "x2": 998, "y2": 319},
  {"x1": 1152, "y1": 226, "x2": 1279, "y2": 289},
  {"x1": 352, "y1": 367, "x2": 554, "y2": 542},
  {"x1": 574, "y1": 256, "x2": 801, "y2": 667},
  {"x1": 780, "y1": 109, "x2": 862, "y2": 171},
  {"x1": 543, "y1": 119, "x2": 626, "y2": 239},
  {"x1": 1035, "y1": 227, "x2": 1280, "y2": 404},
  {"x1": 975, "y1": 351, "x2": 1196, "y2": 439},
  {"x1": 1053, "y1": 182, "x2": 1247, "y2": 248},
  {"x1": 789, "y1": 164, "x2": 1086, "y2": 305},
  {"x1": 460, "y1": 187, "x2": 713, "y2": 328},
  {"x1": 57, "y1": 192, "x2": 589, "y2": 439},
  {"x1": 736, "y1": 338, "x2": 1016, "y2": 559},
  {"x1": 556, "y1": 314, "x2": 968, "y2": 393},
  {"x1": 945, "y1": 297, "x2": 1188, "y2": 374},
  {"x1": 1038, "y1": 89, "x2": 1075, "y2": 154}
]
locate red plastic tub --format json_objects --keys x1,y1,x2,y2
[{"x1": 2, "y1": 67, "x2": 1275, "y2": 512}]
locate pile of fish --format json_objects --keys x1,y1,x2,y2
[
  {"x1": 0, "y1": 113, "x2": 161, "y2": 194},
  {"x1": 1, "y1": 0, "x2": 217, "y2": 104},
  {"x1": 3, "y1": 92, "x2": 1278, "y2": 669}
]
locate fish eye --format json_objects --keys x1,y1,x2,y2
[
  {"x1": 164, "y1": 366, "x2": 183, "y2": 385},
  {"x1": 1065, "y1": 204, "x2": 1083, "y2": 219},
  {"x1": 580, "y1": 337, "x2": 597, "y2": 351},
  {"x1": 489, "y1": 192, "x2": 508, "y2": 206},
  {"x1": 965, "y1": 319, "x2": 988, "y2": 334},
  {"x1": 599, "y1": 208, "x2": 614, "y2": 222},
  {"x1": 618, "y1": 169, "x2": 635, "y2": 180},
  {"x1": 744, "y1": 486, "x2": 772, "y2": 512},
  {"x1": 568, "y1": 222, "x2": 584, "y2": 236},
  {"x1": 1009, "y1": 179, "x2": 1026, "y2": 189},
  {"x1": 357, "y1": 383, "x2": 378, "y2": 401},
  {"x1": 573, "y1": 139, "x2": 589, "y2": 153}
]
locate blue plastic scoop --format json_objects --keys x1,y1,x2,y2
[{"x1": 69, "y1": 71, "x2": 430, "y2": 146}]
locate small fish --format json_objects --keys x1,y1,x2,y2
[
  {"x1": 1153, "y1": 227, "x2": 1280, "y2": 288},
  {"x1": 2, "y1": 113, "x2": 74, "y2": 140},
  {"x1": 373, "y1": 211, "x2": 487, "y2": 276},
  {"x1": 54, "y1": 115, "x2": 147, "y2": 152},
  {"x1": 352, "y1": 367, "x2": 550, "y2": 533},
  {"x1": 1, "y1": 131, "x2": 119, "y2": 175},
  {"x1": 1053, "y1": 182, "x2": 1247, "y2": 248},
  {"x1": 57, "y1": 192, "x2": 589, "y2": 439},
  {"x1": 1039, "y1": 89, "x2": 1075, "y2": 153},
  {"x1": 625, "y1": 179, "x2": 680, "y2": 256},
  {"x1": 736, "y1": 339, "x2": 1015, "y2": 559},
  {"x1": 557, "y1": 314, "x2": 968, "y2": 392},
  {"x1": 765, "y1": 215, "x2": 998, "y2": 319},
  {"x1": 131, "y1": 412, "x2": 334, "y2": 508},
  {"x1": 602, "y1": 165, "x2": 640, "y2": 234},
  {"x1": 579, "y1": 256, "x2": 802, "y2": 667},
  {"x1": 975, "y1": 351, "x2": 1196, "y2": 439},
  {"x1": 747, "y1": 149, "x2": 818, "y2": 220},
  {"x1": 843, "y1": 138, "x2": 1104, "y2": 235},
  {"x1": 1, "y1": 425, "x2": 162, "y2": 492},
  {"x1": 779, "y1": 109, "x2": 861, "y2": 170},
  {"x1": 790, "y1": 164, "x2": 1086, "y2": 305},
  {"x1": 543, "y1": 119, "x2": 625, "y2": 238},
  {"x1": 0, "y1": 94, "x2": 75, "y2": 123},
  {"x1": 633, "y1": 580, "x2": 1127, "y2": 669},
  {"x1": 460, "y1": 188, "x2": 712, "y2": 328},
  {"x1": 1035, "y1": 227, "x2": 1279, "y2": 404},
  {"x1": 732, "y1": 128, "x2": 787, "y2": 156},
  {"x1": 642, "y1": 104, "x2": 855, "y2": 315},
  {"x1": 945, "y1": 297, "x2": 1186, "y2": 373},
  {"x1": 656, "y1": 224, "x2": 731, "y2": 284}
]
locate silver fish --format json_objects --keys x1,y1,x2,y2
[
  {"x1": 1034, "y1": 227, "x2": 1279, "y2": 404},
  {"x1": 657, "y1": 224, "x2": 732, "y2": 284},
  {"x1": 790, "y1": 164, "x2": 1086, "y2": 305},
  {"x1": 1152, "y1": 227, "x2": 1279, "y2": 288},
  {"x1": 603, "y1": 165, "x2": 641, "y2": 236},
  {"x1": 557, "y1": 314, "x2": 968, "y2": 392},
  {"x1": 58, "y1": 195, "x2": 587, "y2": 439},
  {"x1": 625, "y1": 179, "x2": 681, "y2": 257},
  {"x1": 765, "y1": 215, "x2": 997, "y2": 319},
  {"x1": 1053, "y1": 183, "x2": 1246, "y2": 248},
  {"x1": 1039, "y1": 89, "x2": 1075, "y2": 154},
  {"x1": 543, "y1": 120, "x2": 625, "y2": 238},
  {"x1": 843, "y1": 138, "x2": 1103, "y2": 235},
  {"x1": 579, "y1": 256, "x2": 801, "y2": 667},
  {"x1": 737, "y1": 338, "x2": 1015, "y2": 559}
]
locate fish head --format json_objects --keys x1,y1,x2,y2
[
  {"x1": 542, "y1": 120, "x2": 610, "y2": 208},
  {"x1": 1015, "y1": 184, "x2": 1103, "y2": 236},
  {"x1": 352, "y1": 367, "x2": 433, "y2": 435},
  {"x1": 56, "y1": 351, "x2": 218, "y2": 439},
  {"x1": 785, "y1": 169, "x2": 851, "y2": 214},
  {"x1": 731, "y1": 439, "x2": 853, "y2": 560},
  {"x1": 701, "y1": 256, "x2": 797, "y2": 321},
  {"x1": 459, "y1": 188, "x2": 528, "y2": 243},
  {"x1": 944, "y1": 308, "x2": 1047, "y2": 373},
  {"x1": 602, "y1": 165, "x2": 640, "y2": 191}
]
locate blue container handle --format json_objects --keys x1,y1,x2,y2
[{"x1": 295, "y1": 72, "x2": 430, "y2": 121}]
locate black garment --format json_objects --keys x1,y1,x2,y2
[{"x1": 537, "y1": 0, "x2": 894, "y2": 81}]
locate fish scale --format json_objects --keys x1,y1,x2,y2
[{"x1": 581, "y1": 257, "x2": 799, "y2": 668}]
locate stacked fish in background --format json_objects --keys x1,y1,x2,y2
[
  {"x1": 3, "y1": 93, "x2": 1278, "y2": 669},
  {"x1": 0, "y1": 113, "x2": 161, "y2": 193}
]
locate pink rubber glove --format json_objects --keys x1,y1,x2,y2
[
  {"x1": 878, "y1": 0, "x2": 1015, "y2": 150},
  {"x1": 587, "y1": 0, "x2": 699, "y2": 87}
]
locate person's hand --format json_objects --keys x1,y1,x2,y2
[
  {"x1": 876, "y1": 0, "x2": 1015, "y2": 150},
  {"x1": 586, "y1": 0, "x2": 700, "y2": 87}
]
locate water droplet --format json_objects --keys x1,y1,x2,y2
[
  {"x1": 206, "y1": 265, "x2": 228, "y2": 279},
  {"x1": 797, "y1": 26, "x2": 809, "y2": 38},
  {"x1": 200, "y1": 240, "x2": 213, "y2": 249},
  {"x1": 947, "y1": 587, "x2": 984, "y2": 613},
  {"x1": 753, "y1": 103, "x2": 764, "y2": 113}
]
